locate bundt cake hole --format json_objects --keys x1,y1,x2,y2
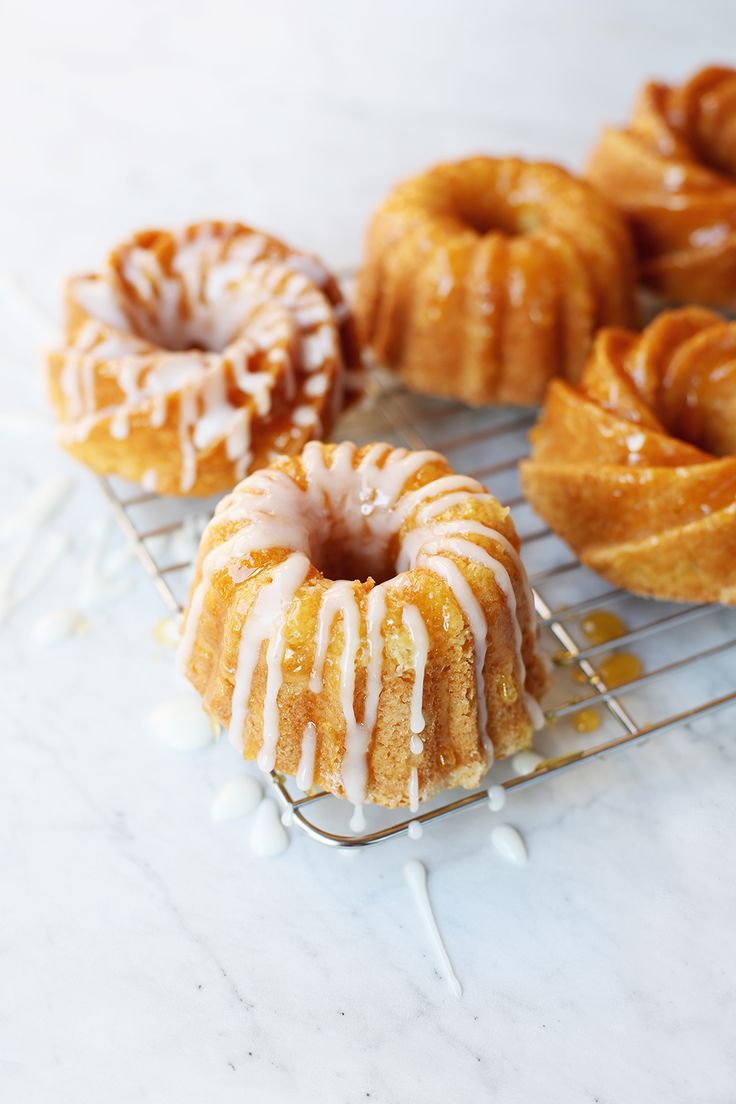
[
  {"x1": 309, "y1": 526, "x2": 396, "y2": 586},
  {"x1": 453, "y1": 194, "x2": 542, "y2": 238},
  {"x1": 129, "y1": 311, "x2": 240, "y2": 356},
  {"x1": 117, "y1": 272, "x2": 248, "y2": 354},
  {"x1": 447, "y1": 172, "x2": 543, "y2": 238},
  {"x1": 315, "y1": 549, "x2": 393, "y2": 586}
]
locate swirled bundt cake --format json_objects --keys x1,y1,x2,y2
[
  {"x1": 48, "y1": 221, "x2": 358, "y2": 496},
  {"x1": 177, "y1": 442, "x2": 548, "y2": 810},
  {"x1": 588, "y1": 66, "x2": 736, "y2": 308},
  {"x1": 355, "y1": 156, "x2": 637, "y2": 406},
  {"x1": 521, "y1": 309, "x2": 736, "y2": 605}
]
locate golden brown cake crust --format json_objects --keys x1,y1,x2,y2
[
  {"x1": 355, "y1": 156, "x2": 636, "y2": 406},
  {"x1": 48, "y1": 221, "x2": 359, "y2": 496},
  {"x1": 521, "y1": 309, "x2": 736, "y2": 605},
  {"x1": 178, "y1": 441, "x2": 549, "y2": 808},
  {"x1": 587, "y1": 66, "x2": 736, "y2": 308}
]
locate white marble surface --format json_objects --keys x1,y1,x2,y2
[{"x1": 2, "y1": 2, "x2": 736, "y2": 1101}]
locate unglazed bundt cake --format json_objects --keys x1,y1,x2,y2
[
  {"x1": 588, "y1": 66, "x2": 736, "y2": 308},
  {"x1": 355, "y1": 156, "x2": 637, "y2": 406},
  {"x1": 48, "y1": 221, "x2": 358, "y2": 496},
  {"x1": 521, "y1": 309, "x2": 736, "y2": 605},
  {"x1": 177, "y1": 442, "x2": 548, "y2": 810}
]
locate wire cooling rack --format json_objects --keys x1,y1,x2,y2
[{"x1": 98, "y1": 313, "x2": 736, "y2": 849}]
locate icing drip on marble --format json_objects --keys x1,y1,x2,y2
[
  {"x1": 250, "y1": 799, "x2": 290, "y2": 857},
  {"x1": 211, "y1": 776, "x2": 262, "y2": 821},
  {"x1": 491, "y1": 824, "x2": 528, "y2": 866},
  {"x1": 404, "y1": 860, "x2": 462, "y2": 999},
  {"x1": 147, "y1": 695, "x2": 217, "y2": 751}
]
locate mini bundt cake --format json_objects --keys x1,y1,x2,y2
[
  {"x1": 48, "y1": 221, "x2": 358, "y2": 496},
  {"x1": 355, "y1": 156, "x2": 637, "y2": 406},
  {"x1": 588, "y1": 66, "x2": 736, "y2": 308},
  {"x1": 178, "y1": 441, "x2": 548, "y2": 810},
  {"x1": 521, "y1": 309, "x2": 736, "y2": 605}
]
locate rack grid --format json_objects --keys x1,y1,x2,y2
[{"x1": 99, "y1": 318, "x2": 736, "y2": 849}]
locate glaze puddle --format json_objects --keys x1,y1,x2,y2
[
  {"x1": 147, "y1": 695, "x2": 217, "y2": 751},
  {"x1": 250, "y1": 799, "x2": 290, "y2": 857},
  {"x1": 211, "y1": 776, "x2": 262, "y2": 822},
  {"x1": 491, "y1": 824, "x2": 528, "y2": 866},
  {"x1": 510, "y1": 749, "x2": 543, "y2": 776}
]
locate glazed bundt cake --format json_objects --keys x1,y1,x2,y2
[
  {"x1": 355, "y1": 156, "x2": 637, "y2": 406},
  {"x1": 588, "y1": 66, "x2": 736, "y2": 308},
  {"x1": 177, "y1": 442, "x2": 548, "y2": 810},
  {"x1": 521, "y1": 309, "x2": 736, "y2": 605},
  {"x1": 48, "y1": 221, "x2": 358, "y2": 496}
]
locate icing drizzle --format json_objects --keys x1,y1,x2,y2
[{"x1": 52, "y1": 223, "x2": 348, "y2": 492}]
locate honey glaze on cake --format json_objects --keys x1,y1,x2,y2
[
  {"x1": 521, "y1": 308, "x2": 736, "y2": 605},
  {"x1": 355, "y1": 156, "x2": 636, "y2": 406},
  {"x1": 178, "y1": 442, "x2": 549, "y2": 809},
  {"x1": 587, "y1": 66, "x2": 736, "y2": 308}
]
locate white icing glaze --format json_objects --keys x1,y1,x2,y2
[
  {"x1": 491, "y1": 824, "x2": 529, "y2": 866},
  {"x1": 407, "y1": 820, "x2": 423, "y2": 840},
  {"x1": 511, "y1": 749, "x2": 543, "y2": 776},
  {"x1": 487, "y1": 783, "x2": 507, "y2": 812},
  {"x1": 310, "y1": 580, "x2": 367, "y2": 805},
  {"x1": 250, "y1": 798, "x2": 290, "y2": 858},
  {"x1": 350, "y1": 804, "x2": 366, "y2": 833},
  {"x1": 141, "y1": 468, "x2": 158, "y2": 492},
  {"x1": 303, "y1": 372, "x2": 328, "y2": 397},
  {"x1": 363, "y1": 584, "x2": 388, "y2": 736},
  {"x1": 147, "y1": 695, "x2": 217, "y2": 751},
  {"x1": 408, "y1": 766, "x2": 419, "y2": 813},
  {"x1": 228, "y1": 552, "x2": 310, "y2": 766},
  {"x1": 296, "y1": 721, "x2": 317, "y2": 792},
  {"x1": 402, "y1": 604, "x2": 429, "y2": 735},
  {"x1": 403, "y1": 860, "x2": 462, "y2": 998},
  {"x1": 211, "y1": 776, "x2": 262, "y2": 821}
]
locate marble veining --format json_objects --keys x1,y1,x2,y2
[{"x1": 2, "y1": 3, "x2": 736, "y2": 1102}]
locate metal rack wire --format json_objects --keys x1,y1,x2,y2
[{"x1": 99, "y1": 317, "x2": 736, "y2": 849}]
